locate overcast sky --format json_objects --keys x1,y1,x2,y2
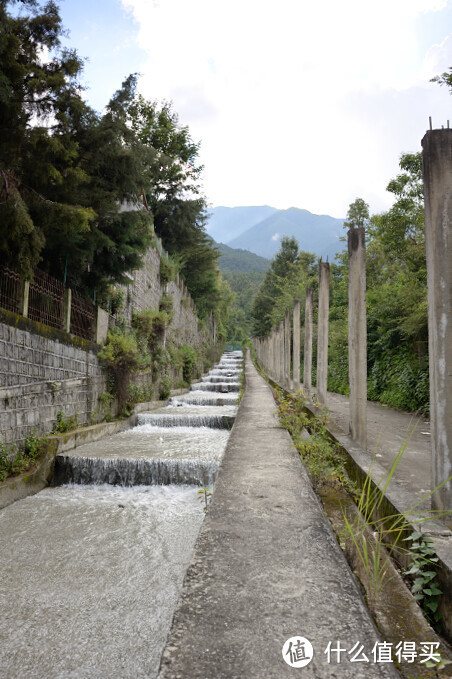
[{"x1": 57, "y1": 0, "x2": 452, "y2": 218}]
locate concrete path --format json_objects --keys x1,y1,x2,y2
[
  {"x1": 322, "y1": 390, "x2": 432, "y2": 508},
  {"x1": 159, "y1": 354, "x2": 399, "y2": 678}
]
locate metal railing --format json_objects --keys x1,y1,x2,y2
[{"x1": 0, "y1": 266, "x2": 96, "y2": 342}]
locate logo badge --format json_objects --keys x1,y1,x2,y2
[{"x1": 282, "y1": 636, "x2": 314, "y2": 668}]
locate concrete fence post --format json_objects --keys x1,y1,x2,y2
[
  {"x1": 293, "y1": 299, "x2": 301, "y2": 391},
  {"x1": 63, "y1": 288, "x2": 72, "y2": 334},
  {"x1": 279, "y1": 321, "x2": 284, "y2": 385},
  {"x1": 422, "y1": 129, "x2": 452, "y2": 518},
  {"x1": 95, "y1": 307, "x2": 109, "y2": 345},
  {"x1": 284, "y1": 308, "x2": 291, "y2": 389},
  {"x1": 316, "y1": 263, "x2": 330, "y2": 406},
  {"x1": 348, "y1": 227, "x2": 367, "y2": 449},
  {"x1": 303, "y1": 287, "x2": 313, "y2": 398},
  {"x1": 22, "y1": 280, "x2": 30, "y2": 318}
]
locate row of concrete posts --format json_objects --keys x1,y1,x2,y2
[{"x1": 253, "y1": 128, "x2": 452, "y2": 515}]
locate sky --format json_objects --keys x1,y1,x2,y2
[{"x1": 54, "y1": 0, "x2": 452, "y2": 218}]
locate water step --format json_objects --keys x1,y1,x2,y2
[
  {"x1": 201, "y1": 376, "x2": 239, "y2": 383},
  {"x1": 53, "y1": 456, "x2": 219, "y2": 487},
  {"x1": 170, "y1": 394, "x2": 239, "y2": 406},
  {"x1": 190, "y1": 382, "x2": 240, "y2": 392},
  {"x1": 137, "y1": 413, "x2": 235, "y2": 428}
]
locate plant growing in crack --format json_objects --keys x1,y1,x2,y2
[
  {"x1": 198, "y1": 486, "x2": 212, "y2": 512},
  {"x1": 404, "y1": 531, "x2": 443, "y2": 632}
]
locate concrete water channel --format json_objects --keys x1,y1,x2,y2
[{"x1": 0, "y1": 352, "x2": 243, "y2": 679}]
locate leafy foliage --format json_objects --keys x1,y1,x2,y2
[
  {"x1": 0, "y1": 1, "x2": 230, "y2": 328},
  {"x1": 404, "y1": 531, "x2": 443, "y2": 631},
  {"x1": 0, "y1": 431, "x2": 48, "y2": 481}
]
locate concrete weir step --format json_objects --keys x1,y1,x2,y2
[{"x1": 159, "y1": 353, "x2": 399, "y2": 679}]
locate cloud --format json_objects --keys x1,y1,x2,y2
[
  {"x1": 271, "y1": 233, "x2": 280, "y2": 242},
  {"x1": 121, "y1": 0, "x2": 452, "y2": 217}
]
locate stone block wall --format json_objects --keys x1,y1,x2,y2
[
  {"x1": 0, "y1": 316, "x2": 104, "y2": 389},
  {"x1": 0, "y1": 376, "x2": 108, "y2": 445},
  {"x1": 0, "y1": 242, "x2": 218, "y2": 447}
]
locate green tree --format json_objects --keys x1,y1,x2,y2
[
  {"x1": 343, "y1": 197, "x2": 370, "y2": 230},
  {"x1": 251, "y1": 236, "x2": 304, "y2": 336},
  {"x1": 0, "y1": 0, "x2": 92, "y2": 277}
]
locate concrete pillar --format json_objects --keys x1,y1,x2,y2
[
  {"x1": 63, "y1": 288, "x2": 72, "y2": 333},
  {"x1": 316, "y1": 263, "x2": 329, "y2": 406},
  {"x1": 22, "y1": 280, "x2": 30, "y2": 318},
  {"x1": 284, "y1": 309, "x2": 291, "y2": 389},
  {"x1": 279, "y1": 321, "x2": 284, "y2": 385},
  {"x1": 348, "y1": 227, "x2": 367, "y2": 449},
  {"x1": 422, "y1": 129, "x2": 452, "y2": 516},
  {"x1": 95, "y1": 307, "x2": 109, "y2": 344},
  {"x1": 293, "y1": 299, "x2": 301, "y2": 391},
  {"x1": 272, "y1": 327, "x2": 277, "y2": 380},
  {"x1": 268, "y1": 331, "x2": 274, "y2": 380},
  {"x1": 303, "y1": 287, "x2": 313, "y2": 398}
]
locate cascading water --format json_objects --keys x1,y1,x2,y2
[{"x1": 0, "y1": 351, "x2": 243, "y2": 679}]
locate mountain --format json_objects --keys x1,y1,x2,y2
[
  {"x1": 206, "y1": 206, "x2": 345, "y2": 261},
  {"x1": 215, "y1": 242, "x2": 270, "y2": 274},
  {"x1": 205, "y1": 206, "x2": 278, "y2": 243}
]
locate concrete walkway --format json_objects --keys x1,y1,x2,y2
[
  {"x1": 159, "y1": 354, "x2": 399, "y2": 678},
  {"x1": 322, "y1": 390, "x2": 432, "y2": 510}
]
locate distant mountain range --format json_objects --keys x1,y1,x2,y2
[{"x1": 206, "y1": 206, "x2": 345, "y2": 261}]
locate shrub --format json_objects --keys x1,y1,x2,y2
[
  {"x1": 98, "y1": 330, "x2": 141, "y2": 411},
  {"x1": 158, "y1": 374, "x2": 172, "y2": 400},
  {"x1": 159, "y1": 256, "x2": 178, "y2": 284}
]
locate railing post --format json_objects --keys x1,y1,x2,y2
[
  {"x1": 22, "y1": 280, "x2": 30, "y2": 318},
  {"x1": 95, "y1": 307, "x2": 109, "y2": 344},
  {"x1": 63, "y1": 288, "x2": 72, "y2": 333}
]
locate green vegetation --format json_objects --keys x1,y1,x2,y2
[
  {"x1": 216, "y1": 243, "x2": 270, "y2": 274},
  {"x1": 197, "y1": 486, "x2": 212, "y2": 512},
  {"x1": 404, "y1": 531, "x2": 443, "y2": 631},
  {"x1": 276, "y1": 389, "x2": 356, "y2": 496},
  {"x1": 0, "y1": 432, "x2": 48, "y2": 482},
  {"x1": 0, "y1": 0, "x2": 231, "y2": 331},
  {"x1": 52, "y1": 411, "x2": 79, "y2": 434},
  {"x1": 249, "y1": 153, "x2": 429, "y2": 415}
]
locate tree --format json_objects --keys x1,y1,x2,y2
[
  {"x1": 0, "y1": 0, "x2": 95, "y2": 277},
  {"x1": 343, "y1": 198, "x2": 370, "y2": 230},
  {"x1": 431, "y1": 67, "x2": 452, "y2": 90},
  {"x1": 251, "y1": 236, "x2": 301, "y2": 336}
]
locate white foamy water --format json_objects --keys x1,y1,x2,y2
[{"x1": 0, "y1": 485, "x2": 205, "y2": 679}]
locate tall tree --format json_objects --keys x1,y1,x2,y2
[{"x1": 0, "y1": 0, "x2": 93, "y2": 277}]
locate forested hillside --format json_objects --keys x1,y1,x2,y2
[{"x1": 216, "y1": 243, "x2": 270, "y2": 273}]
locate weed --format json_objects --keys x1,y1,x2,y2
[
  {"x1": 52, "y1": 411, "x2": 79, "y2": 434},
  {"x1": 0, "y1": 431, "x2": 47, "y2": 481},
  {"x1": 276, "y1": 389, "x2": 356, "y2": 496},
  {"x1": 404, "y1": 531, "x2": 443, "y2": 631},
  {"x1": 198, "y1": 486, "x2": 212, "y2": 512}
]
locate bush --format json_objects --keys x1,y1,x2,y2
[
  {"x1": 158, "y1": 374, "x2": 172, "y2": 400},
  {"x1": 0, "y1": 432, "x2": 47, "y2": 481},
  {"x1": 98, "y1": 330, "x2": 141, "y2": 411},
  {"x1": 159, "y1": 256, "x2": 178, "y2": 284},
  {"x1": 52, "y1": 411, "x2": 79, "y2": 433},
  {"x1": 173, "y1": 345, "x2": 197, "y2": 383}
]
